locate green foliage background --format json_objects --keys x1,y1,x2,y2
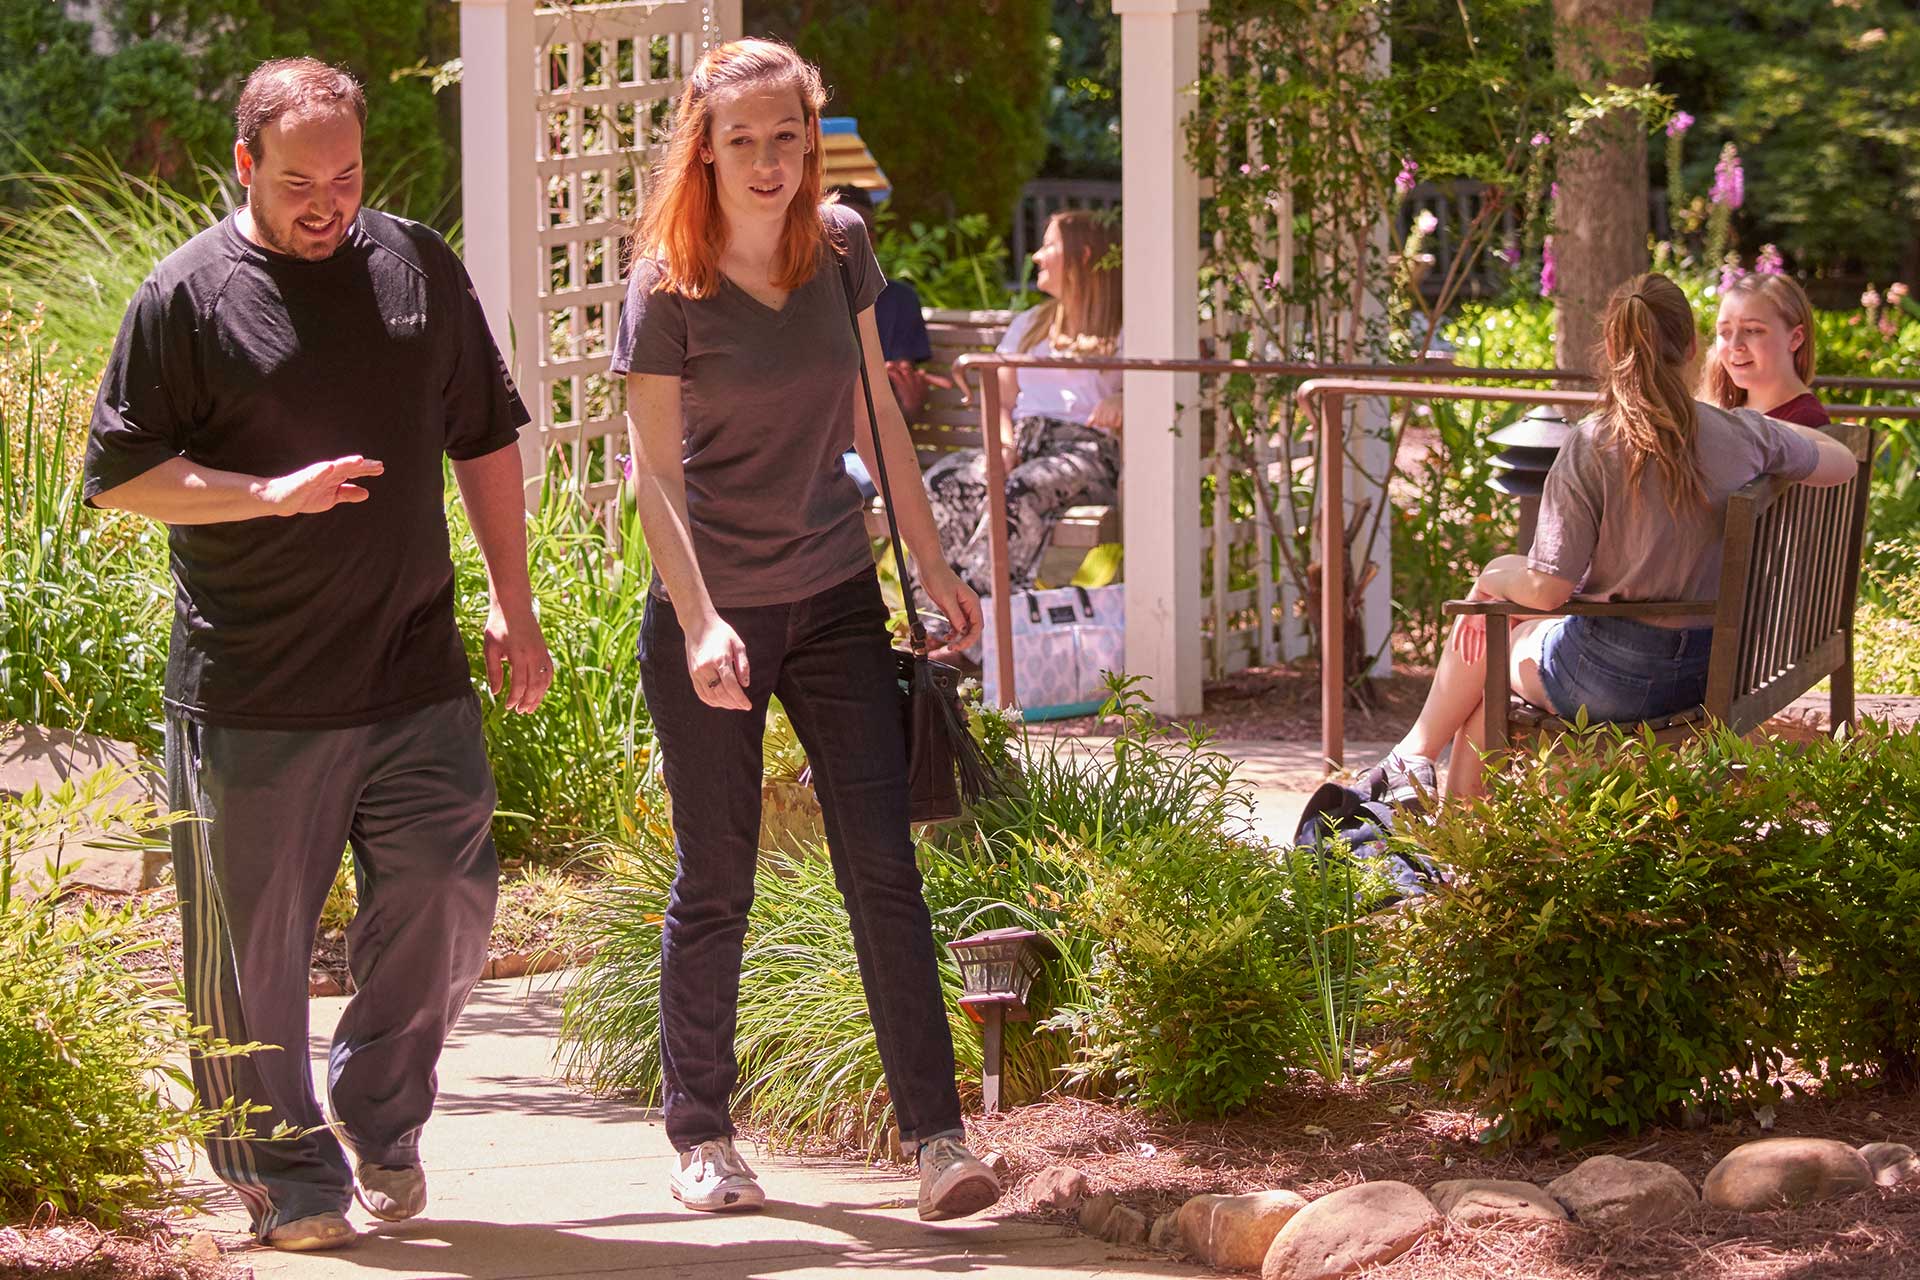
[
  {"x1": 746, "y1": 0, "x2": 1053, "y2": 228},
  {"x1": 1654, "y1": 0, "x2": 1920, "y2": 282},
  {"x1": 0, "y1": 0, "x2": 459, "y2": 224}
]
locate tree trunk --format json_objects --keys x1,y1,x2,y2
[{"x1": 1551, "y1": 0, "x2": 1652, "y2": 374}]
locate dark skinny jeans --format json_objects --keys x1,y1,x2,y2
[{"x1": 638, "y1": 567, "x2": 964, "y2": 1152}]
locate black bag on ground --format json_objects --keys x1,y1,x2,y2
[
  {"x1": 834, "y1": 246, "x2": 1000, "y2": 823},
  {"x1": 1293, "y1": 776, "x2": 1445, "y2": 907}
]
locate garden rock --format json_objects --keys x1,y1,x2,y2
[
  {"x1": 1079, "y1": 1192, "x2": 1119, "y2": 1237},
  {"x1": 1546, "y1": 1155, "x2": 1696, "y2": 1228},
  {"x1": 1703, "y1": 1138, "x2": 1875, "y2": 1211},
  {"x1": 1149, "y1": 1210, "x2": 1180, "y2": 1250},
  {"x1": 1427, "y1": 1178, "x2": 1568, "y2": 1225},
  {"x1": 1261, "y1": 1181, "x2": 1438, "y2": 1280},
  {"x1": 1103, "y1": 1203, "x2": 1150, "y2": 1246},
  {"x1": 1175, "y1": 1189, "x2": 1309, "y2": 1269},
  {"x1": 1858, "y1": 1142, "x2": 1920, "y2": 1187},
  {"x1": 1025, "y1": 1164, "x2": 1089, "y2": 1213}
]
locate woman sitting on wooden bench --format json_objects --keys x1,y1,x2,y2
[
  {"x1": 920, "y1": 209, "x2": 1122, "y2": 616},
  {"x1": 1375, "y1": 272, "x2": 1858, "y2": 802}
]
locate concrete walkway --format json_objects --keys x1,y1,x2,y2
[{"x1": 189, "y1": 977, "x2": 1197, "y2": 1280}]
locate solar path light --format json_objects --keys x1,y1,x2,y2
[{"x1": 945, "y1": 926, "x2": 1059, "y2": 1113}]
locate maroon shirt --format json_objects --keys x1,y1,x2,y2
[{"x1": 1761, "y1": 392, "x2": 1830, "y2": 428}]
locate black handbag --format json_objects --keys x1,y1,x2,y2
[{"x1": 833, "y1": 248, "x2": 999, "y2": 823}]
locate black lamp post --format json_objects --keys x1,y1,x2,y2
[
  {"x1": 946, "y1": 926, "x2": 1059, "y2": 1113},
  {"x1": 1487, "y1": 404, "x2": 1573, "y2": 552}
]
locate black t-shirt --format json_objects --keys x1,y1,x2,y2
[{"x1": 83, "y1": 210, "x2": 528, "y2": 730}]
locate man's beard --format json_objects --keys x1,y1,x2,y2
[{"x1": 249, "y1": 195, "x2": 348, "y2": 261}]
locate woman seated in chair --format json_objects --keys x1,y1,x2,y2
[
  {"x1": 1377, "y1": 273, "x2": 1858, "y2": 801},
  {"x1": 921, "y1": 209, "x2": 1122, "y2": 611}
]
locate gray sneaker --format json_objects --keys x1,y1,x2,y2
[
  {"x1": 354, "y1": 1161, "x2": 427, "y2": 1222},
  {"x1": 670, "y1": 1138, "x2": 766, "y2": 1212},
  {"x1": 917, "y1": 1135, "x2": 1001, "y2": 1221}
]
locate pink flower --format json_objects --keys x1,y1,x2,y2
[
  {"x1": 1550, "y1": 181, "x2": 1560, "y2": 205},
  {"x1": 1239, "y1": 163, "x2": 1252, "y2": 176},
  {"x1": 1754, "y1": 244, "x2": 1786, "y2": 275},
  {"x1": 1414, "y1": 210, "x2": 1439, "y2": 236},
  {"x1": 1862, "y1": 285, "x2": 1883, "y2": 311},
  {"x1": 1666, "y1": 111, "x2": 1695, "y2": 138},
  {"x1": 1540, "y1": 236, "x2": 1557, "y2": 298},
  {"x1": 1531, "y1": 131, "x2": 1550, "y2": 147},
  {"x1": 619, "y1": 453, "x2": 633, "y2": 482},
  {"x1": 1396, "y1": 157, "x2": 1419, "y2": 195},
  {"x1": 1710, "y1": 143, "x2": 1744, "y2": 209},
  {"x1": 1889, "y1": 282, "x2": 1910, "y2": 305},
  {"x1": 1720, "y1": 259, "x2": 1745, "y2": 292}
]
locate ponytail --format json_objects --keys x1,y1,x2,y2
[{"x1": 1596, "y1": 273, "x2": 1705, "y2": 512}]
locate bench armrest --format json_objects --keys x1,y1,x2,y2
[{"x1": 1442, "y1": 598, "x2": 1717, "y2": 619}]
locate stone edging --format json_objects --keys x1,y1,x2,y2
[
  {"x1": 306, "y1": 947, "x2": 593, "y2": 997},
  {"x1": 1027, "y1": 1136, "x2": 1920, "y2": 1278}
]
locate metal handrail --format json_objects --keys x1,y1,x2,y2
[
  {"x1": 949, "y1": 357, "x2": 1599, "y2": 711},
  {"x1": 938, "y1": 350, "x2": 1920, "y2": 762}
]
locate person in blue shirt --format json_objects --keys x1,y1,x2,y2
[{"x1": 830, "y1": 185, "x2": 938, "y2": 496}]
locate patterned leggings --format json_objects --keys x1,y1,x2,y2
[{"x1": 922, "y1": 415, "x2": 1120, "y2": 596}]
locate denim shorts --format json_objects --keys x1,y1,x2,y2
[{"x1": 1535, "y1": 614, "x2": 1715, "y2": 724}]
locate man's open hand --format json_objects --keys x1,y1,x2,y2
[{"x1": 258, "y1": 455, "x2": 385, "y2": 515}]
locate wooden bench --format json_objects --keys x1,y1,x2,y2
[
  {"x1": 1446, "y1": 422, "x2": 1874, "y2": 759},
  {"x1": 864, "y1": 308, "x2": 1120, "y2": 579}
]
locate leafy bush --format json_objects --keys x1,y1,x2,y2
[
  {"x1": 449, "y1": 476, "x2": 653, "y2": 861},
  {"x1": 872, "y1": 212, "x2": 1033, "y2": 312},
  {"x1": 0, "y1": 313, "x2": 170, "y2": 747},
  {"x1": 750, "y1": 0, "x2": 1053, "y2": 228},
  {"x1": 1854, "y1": 540, "x2": 1920, "y2": 695},
  {"x1": 1778, "y1": 721, "x2": 1920, "y2": 1088},
  {"x1": 1384, "y1": 724, "x2": 1820, "y2": 1143},
  {"x1": 1, "y1": 769, "x2": 258, "y2": 1222}
]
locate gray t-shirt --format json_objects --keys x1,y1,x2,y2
[
  {"x1": 611, "y1": 202, "x2": 884, "y2": 607},
  {"x1": 1527, "y1": 400, "x2": 1821, "y2": 625}
]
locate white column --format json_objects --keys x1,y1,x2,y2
[
  {"x1": 459, "y1": 0, "x2": 543, "y2": 512},
  {"x1": 1115, "y1": 0, "x2": 1206, "y2": 717}
]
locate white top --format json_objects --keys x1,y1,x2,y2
[{"x1": 996, "y1": 306, "x2": 1123, "y2": 427}]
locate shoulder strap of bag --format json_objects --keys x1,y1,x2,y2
[{"x1": 833, "y1": 245, "x2": 929, "y2": 654}]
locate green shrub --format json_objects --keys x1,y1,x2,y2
[
  {"x1": 449, "y1": 475, "x2": 653, "y2": 860},
  {"x1": 0, "y1": 314, "x2": 171, "y2": 747},
  {"x1": 750, "y1": 0, "x2": 1053, "y2": 229},
  {"x1": 872, "y1": 212, "x2": 1034, "y2": 313},
  {"x1": 1854, "y1": 540, "x2": 1920, "y2": 695},
  {"x1": 1777, "y1": 722, "x2": 1920, "y2": 1088},
  {"x1": 1, "y1": 768, "x2": 259, "y2": 1223},
  {"x1": 1384, "y1": 724, "x2": 1820, "y2": 1143}
]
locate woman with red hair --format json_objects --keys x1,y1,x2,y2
[{"x1": 610, "y1": 39, "x2": 998, "y2": 1221}]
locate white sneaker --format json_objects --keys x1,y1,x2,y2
[
  {"x1": 670, "y1": 1138, "x2": 766, "y2": 1212},
  {"x1": 354, "y1": 1160, "x2": 427, "y2": 1222},
  {"x1": 917, "y1": 1135, "x2": 1001, "y2": 1221}
]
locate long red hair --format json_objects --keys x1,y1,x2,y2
[{"x1": 635, "y1": 39, "x2": 829, "y2": 298}]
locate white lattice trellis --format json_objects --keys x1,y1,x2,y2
[{"x1": 461, "y1": 0, "x2": 741, "y2": 517}]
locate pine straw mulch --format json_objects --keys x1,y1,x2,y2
[
  {"x1": 53, "y1": 862, "x2": 589, "y2": 996},
  {"x1": 0, "y1": 1216, "x2": 239, "y2": 1280},
  {"x1": 968, "y1": 1076, "x2": 1920, "y2": 1279}
]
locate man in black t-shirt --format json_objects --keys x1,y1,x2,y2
[{"x1": 84, "y1": 58, "x2": 548, "y2": 1253}]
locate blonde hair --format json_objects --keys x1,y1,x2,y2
[
  {"x1": 1018, "y1": 209, "x2": 1122, "y2": 356},
  {"x1": 634, "y1": 39, "x2": 828, "y2": 298},
  {"x1": 1702, "y1": 273, "x2": 1818, "y2": 409},
  {"x1": 1596, "y1": 273, "x2": 1706, "y2": 512}
]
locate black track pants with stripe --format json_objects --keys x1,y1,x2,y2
[{"x1": 165, "y1": 694, "x2": 498, "y2": 1237}]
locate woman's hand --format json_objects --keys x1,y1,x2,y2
[
  {"x1": 1450, "y1": 582, "x2": 1496, "y2": 667},
  {"x1": 921, "y1": 567, "x2": 984, "y2": 659},
  {"x1": 1089, "y1": 393, "x2": 1124, "y2": 433},
  {"x1": 685, "y1": 614, "x2": 752, "y2": 710},
  {"x1": 1000, "y1": 439, "x2": 1021, "y2": 476}
]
